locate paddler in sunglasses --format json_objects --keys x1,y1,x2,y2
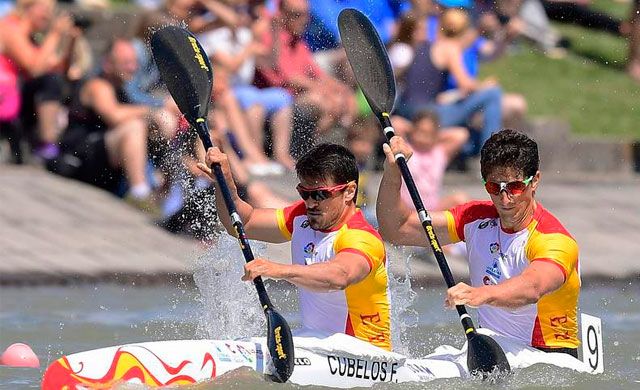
[
  {"x1": 198, "y1": 143, "x2": 392, "y2": 351},
  {"x1": 377, "y1": 129, "x2": 580, "y2": 358}
]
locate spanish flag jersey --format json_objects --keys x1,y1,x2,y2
[
  {"x1": 276, "y1": 201, "x2": 391, "y2": 351},
  {"x1": 445, "y1": 201, "x2": 581, "y2": 349}
]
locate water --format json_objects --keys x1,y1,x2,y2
[
  {"x1": 0, "y1": 249, "x2": 638, "y2": 389},
  {"x1": 1, "y1": 283, "x2": 637, "y2": 388}
]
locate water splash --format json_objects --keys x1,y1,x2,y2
[
  {"x1": 387, "y1": 246, "x2": 418, "y2": 356},
  {"x1": 193, "y1": 234, "x2": 265, "y2": 340}
]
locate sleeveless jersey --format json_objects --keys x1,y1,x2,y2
[
  {"x1": 444, "y1": 201, "x2": 581, "y2": 349},
  {"x1": 276, "y1": 201, "x2": 391, "y2": 351}
]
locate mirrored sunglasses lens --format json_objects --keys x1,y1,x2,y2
[
  {"x1": 485, "y1": 182, "x2": 500, "y2": 195},
  {"x1": 507, "y1": 182, "x2": 527, "y2": 194}
]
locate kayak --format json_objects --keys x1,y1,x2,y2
[{"x1": 41, "y1": 328, "x2": 598, "y2": 389}]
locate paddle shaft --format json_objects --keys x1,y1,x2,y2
[
  {"x1": 194, "y1": 121, "x2": 274, "y2": 311},
  {"x1": 379, "y1": 114, "x2": 476, "y2": 337}
]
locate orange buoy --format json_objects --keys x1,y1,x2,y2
[{"x1": 0, "y1": 343, "x2": 40, "y2": 368}]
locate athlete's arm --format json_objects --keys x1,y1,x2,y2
[
  {"x1": 197, "y1": 147, "x2": 288, "y2": 243},
  {"x1": 376, "y1": 136, "x2": 451, "y2": 246},
  {"x1": 446, "y1": 261, "x2": 565, "y2": 309},
  {"x1": 83, "y1": 79, "x2": 150, "y2": 127},
  {"x1": 242, "y1": 252, "x2": 371, "y2": 292}
]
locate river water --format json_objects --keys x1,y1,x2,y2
[{"x1": 0, "y1": 239, "x2": 638, "y2": 389}]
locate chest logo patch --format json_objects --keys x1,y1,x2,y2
[
  {"x1": 489, "y1": 242, "x2": 500, "y2": 254},
  {"x1": 304, "y1": 242, "x2": 315, "y2": 254},
  {"x1": 301, "y1": 220, "x2": 310, "y2": 228},
  {"x1": 485, "y1": 260, "x2": 501, "y2": 279}
]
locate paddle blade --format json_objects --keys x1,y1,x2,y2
[
  {"x1": 338, "y1": 8, "x2": 396, "y2": 116},
  {"x1": 265, "y1": 308, "x2": 294, "y2": 382},
  {"x1": 467, "y1": 332, "x2": 511, "y2": 377},
  {"x1": 150, "y1": 26, "x2": 213, "y2": 127}
]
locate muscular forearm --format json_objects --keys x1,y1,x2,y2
[
  {"x1": 280, "y1": 263, "x2": 350, "y2": 292},
  {"x1": 482, "y1": 277, "x2": 545, "y2": 309}
]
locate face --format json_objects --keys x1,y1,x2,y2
[
  {"x1": 107, "y1": 41, "x2": 139, "y2": 82},
  {"x1": 281, "y1": 0, "x2": 309, "y2": 38},
  {"x1": 484, "y1": 167, "x2": 539, "y2": 225},
  {"x1": 410, "y1": 117, "x2": 437, "y2": 151},
  {"x1": 297, "y1": 176, "x2": 356, "y2": 231}
]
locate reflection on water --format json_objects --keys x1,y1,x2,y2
[{"x1": 0, "y1": 274, "x2": 638, "y2": 388}]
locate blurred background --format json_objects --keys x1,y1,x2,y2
[{"x1": 0, "y1": 0, "x2": 639, "y2": 388}]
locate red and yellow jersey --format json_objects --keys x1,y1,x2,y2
[
  {"x1": 276, "y1": 201, "x2": 391, "y2": 351},
  {"x1": 445, "y1": 201, "x2": 581, "y2": 349}
]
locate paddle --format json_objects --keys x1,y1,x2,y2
[
  {"x1": 338, "y1": 9, "x2": 510, "y2": 377},
  {"x1": 150, "y1": 26, "x2": 294, "y2": 383}
]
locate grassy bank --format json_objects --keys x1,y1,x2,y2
[{"x1": 480, "y1": 3, "x2": 639, "y2": 140}]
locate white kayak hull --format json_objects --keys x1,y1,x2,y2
[{"x1": 42, "y1": 330, "x2": 593, "y2": 389}]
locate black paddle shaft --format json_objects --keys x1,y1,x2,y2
[
  {"x1": 378, "y1": 115, "x2": 475, "y2": 336},
  {"x1": 150, "y1": 26, "x2": 294, "y2": 382},
  {"x1": 194, "y1": 122, "x2": 274, "y2": 309}
]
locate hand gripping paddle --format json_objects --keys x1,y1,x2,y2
[
  {"x1": 338, "y1": 9, "x2": 510, "y2": 377},
  {"x1": 150, "y1": 26, "x2": 294, "y2": 383}
]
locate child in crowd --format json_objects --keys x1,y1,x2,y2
[{"x1": 400, "y1": 110, "x2": 469, "y2": 211}]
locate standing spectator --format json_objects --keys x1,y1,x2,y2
[
  {"x1": 253, "y1": 0, "x2": 357, "y2": 135},
  {"x1": 400, "y1": 110, "x2": 469, "y2": 211},
  {"x1": 51, "y1": 38, "x2": 161, "y2": 212},
  {"x1": 0, "y1": 0, "x2": 75, "y2": 160}
]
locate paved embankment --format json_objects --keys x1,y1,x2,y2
[{"x1": 1, "y1": 165, "x2": 639, "y2": 285}]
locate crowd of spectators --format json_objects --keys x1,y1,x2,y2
[{"x1": 0, "y1": 0, "x2": 637, "y2": 239}]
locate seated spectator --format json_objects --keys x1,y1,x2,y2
[
  {"x1": 253, "y1": 0, "x2": 357, "y2": 135},
  {"x1": 199, "y1": 1, "x2": 296, "y2": 170},
  {"x1": 400, "y1": 110, "x2": 469, "y2": 211},
  {"x1": 423, "y1": 3, "x2": 528, "y2": 126},
  {"x1": 49, "y1": 38, "x2": 165, "y2": 213},
  {"x1": 387, "y1": 11, "x2": 427, "y2": 93},
  {"x1": 0, "y1": 0, "x2": 75, "y2": 160},
  {"x1": 397, "y1": 8, "x2": 503, "y2": 156},
  {"x1": 481, "y1": 0, "x2": 566, "y2": 58},
  {"x1": 210, "y1": 65, "x2": 284, "y2": 175}
]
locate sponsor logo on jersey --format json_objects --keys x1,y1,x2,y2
[
  {"x1": 301, "y1": 220, "x2": 310, "y2": 228},
  {"x1": 483, "y1": 275, "x2": 495, "y2": 285},
  {"x1": 304, "y1": 242, "x2": 315, "y2": 254},
  {"x1": 479, "y1": 219, "x2": 498, "y2": 229},
  {"x1": 489, "y1": 242, "x2": 500, "y2": 254},
  {"x1": 485, "y1": 260, "x2": 501, "y2": 279}
]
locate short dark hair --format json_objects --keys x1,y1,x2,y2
[
  {"x1": 480, "y1": 129, "x2": 539, "y2": 180},
  {"x1": 295, "y1": 143, "x2": 359, "y2": 203}
]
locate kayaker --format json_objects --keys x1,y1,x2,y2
[
  {"x1": 377, "y1": 129, "x2": 580, "y2": 357},
  {"x1": 198, "y1": 143, "x2": 392, "y2": 351}
]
